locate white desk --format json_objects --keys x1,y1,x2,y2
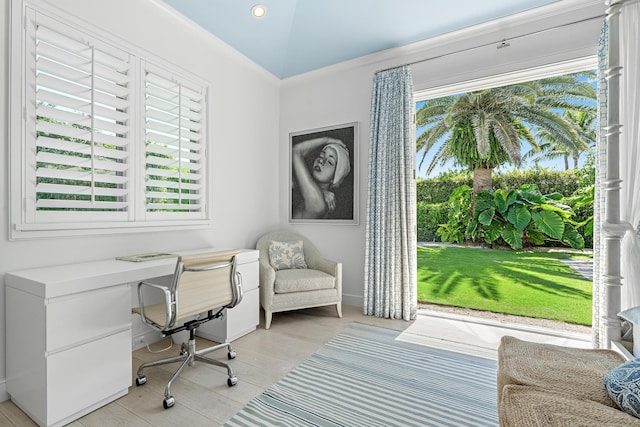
[{"x1": 5, "y1": 248, "x2": 259, "y2": 427}]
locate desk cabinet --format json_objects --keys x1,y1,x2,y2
[
  {"x1": 5, "y1": 284, "x2": 131, "y2": 427},
  {"x1": 197, "y1": 249, "x2": 260, "y2": 342}
]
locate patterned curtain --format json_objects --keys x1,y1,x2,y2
[
  {"x1": 364, "y1": 65, "x2": 417, "y2": 321},
  {"x1": 593, "y1": 20, "x2": 608, "y2": 348}
]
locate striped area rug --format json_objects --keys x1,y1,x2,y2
[{"x1": 225, "y1": 322, "x2": 498, "y2": 427}]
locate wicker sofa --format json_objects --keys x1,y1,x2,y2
[{"x1": 497, "y1": 336, "x2": 640, "y2": 426}]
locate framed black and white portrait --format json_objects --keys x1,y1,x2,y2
[{"x1": 289, "y1": 122, "x2": 358, "y2": 224}]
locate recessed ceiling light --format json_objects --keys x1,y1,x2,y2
[{"x1": 251, "y1": 5, "x2": 266, "y2": 18}]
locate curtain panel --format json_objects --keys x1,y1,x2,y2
[
  {"x1": 593, "y1": 20, "x2": 608, "y2": 348},
  {"x1": 364, "y1": 65, "x2": 417, "y2": 321},
  {"x1": 619, "y1": 0, "x2": 640, "y2": 311}
]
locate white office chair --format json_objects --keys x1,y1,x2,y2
[{"x1": 132, "y1": 250, "x2": 243, "y2": 409}]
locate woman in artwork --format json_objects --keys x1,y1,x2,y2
[{"x1": 292, "y1": 136, "x2": 351, "y2": 219}]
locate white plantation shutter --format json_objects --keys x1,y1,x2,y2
[
  {"x1": 143, "y1": 64, "x2": 207, "y2": 219},
  {"x1": 12, "y1": 5, "x2": 210, "y2": 237},
  {"x1": 26, "y1": 10, "x2": 131, "y2": 223}
]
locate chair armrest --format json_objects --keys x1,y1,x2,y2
[
  {"x1": 259, "y1": 259, "x2": 276, "y2": 288},
  {"x1": 310, "y1": 257, "x2": 338, "y2": 276},
  {"x1": 136, "y1": 280, "x2": 174, "y2": 330},
  {"x1": 258, "y1": 259, "x2": 276, "y2": 306}
]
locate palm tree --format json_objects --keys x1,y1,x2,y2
[
  {"x1": 416, "y1": 72, "x2": 596, "y2": 193},
  {"x1": 524, "y1": 109, "x2": 597, "y2": 170}
]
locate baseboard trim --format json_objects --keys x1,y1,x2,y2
[
  {"x1": 0, "y1": 380, "x2": 9, "y2": 402},
  {"x1": 342, "y1": 294, "x2": 362, "y2": 308}
]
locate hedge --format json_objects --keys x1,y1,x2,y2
[
  {"x1": 416, "y1": 172, "x2": 472, "y2": 204},
  {"x1": 417, "y1": 169, "x2": 583, "y2": 204},
  {"x1": 417, "y1": 201, "x2": 448, "y2": 242}
]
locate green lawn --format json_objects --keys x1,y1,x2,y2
[{"x1": 417, "y1": 245, "x2": 593, "y2": 325}]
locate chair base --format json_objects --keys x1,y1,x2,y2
[
  {"x1": 135, "y1": 336, "x2": 237, "y2": 409},
  {"x1": 264, "y1": 302, "x2": 342, "y2": 329}
]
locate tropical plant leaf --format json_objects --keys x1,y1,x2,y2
[
  {"x1": 583, "y1": 218, "x2": 594, "y2": 236},
  {"x1": 506, "y1": 191, "x2": 518, "y2": 207},
  {"x1": 532, "y1": 210, "x2": 565, "y2": 240},
  {"x1": 437, "y1": 223, "x2": 464, "y2": 244},
  {"x1": 519, "y1": 183, "x2": 540, "y2": 193},
  {"x1": 466, "y1": 219, "x2": 479, "y2": 237},
  {"x1": 450, "y1": 185, "x2": 472, "y2": 199},
  {"x1": 501, "y1": 227, "x2": 523, "y2": 250},
  {"x1": 494, "y1": 189, "x2": 516, "y2": 214},
  {"x1": 478, "y1": 207, "x2": 495, "y2": 225},
  {"x1": 485, "y1": 224, "x2": 502, "y2": 243},
  {"x1": 507, "y1": 206, "x2": 532, "y2": 231},
  {"x1": 562, "y1": 225, "x2": 585, "y2": 250},
  {"x1": 474, "y1": 191, "x2": 495, "y2": 212},
  {"x1": 545, "y1": 192, "x2": 564, "y2": 201},
  {"x1": 474, "y1": 200, "x2": 494, "y2": 213},
  {"x1": 537, "y1": 203, "x2": 573, "y2": 218},
  {"x1": 520, "y1": 191, "x2": 545, "y2": 205},
  {"x1": 526, "y1": 229, "x2": 546, "y2": 245}
]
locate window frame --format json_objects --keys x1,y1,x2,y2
[{"x1": 9, "y1": 0, "x2": 212, "y2": 240}]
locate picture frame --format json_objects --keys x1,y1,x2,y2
[{"x1": 289, "y1": 122, "x2": 358, "y2": 224}]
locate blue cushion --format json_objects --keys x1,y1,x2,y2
[{"x1": 604, "y1": 359, "x2": 640, "y2": 418}]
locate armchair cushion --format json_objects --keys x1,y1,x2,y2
[
  {"x1": 269, "y1": 240, "x2": 307, "y2": 270},
  {"x1": 274, "y1": 269, "x2": 335, "y2": 293}
]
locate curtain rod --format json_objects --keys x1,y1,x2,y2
[{"x1": 375, "y1": 14, "x2": 606, "y2": 74}]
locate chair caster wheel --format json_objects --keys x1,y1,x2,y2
[
  {"x1": 163, "y1": 396, "x2": 175, "y2": 409},
  {"x1": 135, "y1": 376, "x2": 147, "y2": 386},
  {"x1": 227, "y1": 376, "x2": 238, "y2": 387},
  {"x1": 228, "y1": 350, "x2": 236, "y2": 360}
]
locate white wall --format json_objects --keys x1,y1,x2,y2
[
  {"x1": 279, "y1": 0, "x2": 606, "y2": 307},
  {"x1": 0, "y1": 0, "x2": 280, "y2": 399}
]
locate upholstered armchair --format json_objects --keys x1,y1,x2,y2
[{"x1": 256, "y1": 231, "x2": 342, "y2": 329}]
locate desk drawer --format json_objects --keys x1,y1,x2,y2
[
  {"x1": 238, "y1": 260, "x2": 258, "y2": 292},
  {"x1": 47, "y1": 285, "x2": 131, "y2": 352},
  {"x1": 47, "y1": 330, "x2": 131, "y2": 425},
  {"x1": 197, "y1": 288, "x2": 259, "y2": 342}
]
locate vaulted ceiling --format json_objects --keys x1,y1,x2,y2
[{"x1": 161, "y1": 0, "x2": 560, "y2": 79}]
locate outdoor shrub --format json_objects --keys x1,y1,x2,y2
[
  {"x1": 436, "y1": 186, "x2": 473, "y2": 245},
  {"x1": 437, "y1": 184, "x2": 585, "y2": 250},
  {"x1": 417, "y1": 165, "x2": 595, "y2": 247},
  {"x1": 469, "y1": 185, "x2": 585, "y2": 250},
  {"x1": 564, "y1": 184, "x2": 594, "y2": 248},
  {"x1": 417, "y1": 202, "x2": 448, "y2": 241}
]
